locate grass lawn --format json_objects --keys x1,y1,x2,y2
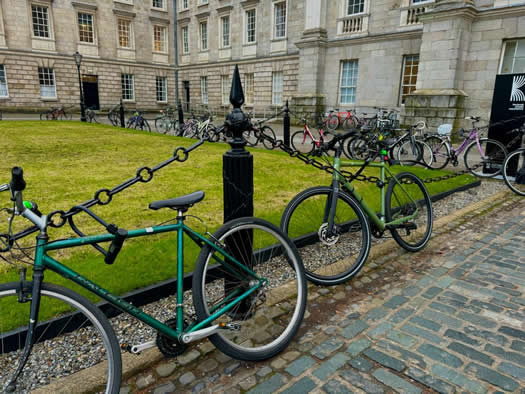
[{"x1": 0, "y1": 121, "x2": 477, "y2": 329}]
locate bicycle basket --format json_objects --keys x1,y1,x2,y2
[{"x1": 437, "y1": 124, "x2": 453, "y2": 136}]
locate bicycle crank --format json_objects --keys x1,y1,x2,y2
[{"x1": 318, "y1": 223, "x2": 340, "y2": 246}]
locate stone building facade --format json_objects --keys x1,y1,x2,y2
[{"x1": 0, "y1": 0, "x2": 176, "y2": 111}]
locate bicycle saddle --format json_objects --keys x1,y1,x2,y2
[
  {"x1": 149, "y1": 191, "x2": 205, "y2": 212},
  {"x1": 437, "y1": 124, "x2": 453, "y2": 136}
]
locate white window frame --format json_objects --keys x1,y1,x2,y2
[
  {"x1": 181, "y1": 25, "x2": 189, "y2": 53},
  {"x1": 221, "y1": 75, "x2": 230, "y2": 105},
  {"x1": 156, "y1": 76, "x2": 168, "y2": 102},
  {"x1": 345, "y1": 0, "x2": 366, "y2": 16},
  {"x1": 77, "y1": 11, "x2": 96, "y2": 44},
  {"x1": 201, "y1": 76, "x2": 208, "y2": 104},
  {"x1": 199, "y1": 0, "x2": 209, "y2": 4},
  {"x1": 272, "y1": 1, "x2": 287, "y2": 40},
  {"x1": 152, "y1": 0, "x2": 166, "y2": 10},
  {"x1": 244, "y1": 73, "x2": 254, "y2": 105},
  {"x1": 200, "y1": 21, "x2": 208, "y2": 51},
  {"x1": 244, "y1": 8, "x2": 257, "y2": 44},
  {"x1": 38, "y1": 67, "x2": 56, "y2": 99},
  {"x1": 0, "y1": 65, "x2": 9, "y2": 98},
  {"x1": 121, "y1": 73, "x2": 135, "y2": 101},
  {"x1": 153, "y1": 24, "x2": 168, "y2": 53},
  {"x1": 180, "y1": 0, "x2": 189, "y2": 11},
  {"x1": 499, "y1": 39, "x2": 525, "y2": 74},
  {"x1": 117, "y1": 18, "x2": 134, "y2": 49},
  {"x1": 272, "y1": 72, "x2": 283, "y2": 106},
  {"x1": 399, "y1": 54, "x2": 419, "y2": 105},
  {"x1": 31, "y1": 3, "x2": 54, "y2": 39},
  {"x1": 220, "y1": 15, "x2": 230, "y2": 48},
  {"x1": 339, "y1": 60, "x2": 358, "y2": 105}
]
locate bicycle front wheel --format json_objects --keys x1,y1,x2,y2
[
  {"x1": 425, "y1": 136, "x2": 450, "y2": 170},
  {"x1": 0, "y1": 282, "x2": 122, "y2": 394},
  {"x1": 464, "y1": 138, "x2": 507, "y2": 178},
  {"x1": 385, "y1": 173, "x2": 433, "y2": 252},
  {"x1": 260, "y1": 126, "x2": 276, "y2": 150},
  {"x1": 280, "y1": 186, "x2": 371, "y2": 286},
  {"x1": 503, "y1": 149, "x2": 525, "y2": 196},
  {"x1": 327, "y1": 114, "x2": 339, "y2": 130},
  {"x1": 396, "y1": 140, "x2": 423, "y2": 166},
  {"x1": 192, "y1": 217, "x2": 307, "y2": 361},
  {"x1": 291, "y1": 131, "x2": 314, "y2": 154}
]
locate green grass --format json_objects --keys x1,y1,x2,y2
[{"x1": 0, "y1": 121, "x2": 477, "y2": 330}]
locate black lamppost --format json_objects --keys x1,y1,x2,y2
[{"x1": 73, "y1": 51, "x2": 87, "y2": 122}]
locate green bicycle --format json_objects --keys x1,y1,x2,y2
[
  {"x1": 280, "y1": 131, "x2": 433, "y2": 286},
  {"x1": 0, "y1": 166, "x2": 306, "y2": 393}
]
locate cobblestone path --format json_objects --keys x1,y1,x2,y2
[{"x1": 121, "y1": 193, "x2": 525, "y2": 394}]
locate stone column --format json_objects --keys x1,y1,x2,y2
[
  {"x1": 402, "y1": 0, "x2": 476, "y2": 130},
  {"x1": 292, "y1": 0, "x2": 327, "y2": 118}
]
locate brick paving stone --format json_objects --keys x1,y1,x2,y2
[
  {"x1": 312, "y1": 353, "x2": 350, "y2": 381},
  {"x1": 341, "y1": 320, "x2": 368, "y2": 339},
  {"x1": 376, "y1": 340, "x2": 427, "y2": 370},
  {"x1": 418, "y1": 344, "x2": 463, "y2": 368},
  {"x1": 338, "y1": 368, "x2": 386, "y2": 393},
  {"x1": 409, "y1": 316, "x2": 441, "y2": 332},
  {"x1": 156, "y1": 362, "x2": 177, "y2": 378},
  {"x1": 400, "y1": 324, "x2": 442, "y2": 345},
  {"x1": 510, "y1": 340, "x2": 525, "y2": 352},
  {"x1": 498, "y1": 325, "x2": 525, "y2": 340},
  {"x1": 421, "y1": 310, "x2": 463, "y2": 329},
  {"x1": 311, "y1": 337, "x2": 345, "y2": 360},
  {"x1": 198, "y1": 359, "x2": 219, "y2": 373},
  {"x1": 383, "y1": 295, "x2": 409, "y2": 309},
  {"x1": 247, "y1": 374, "x2": 286, "y2": 394},
  {"x1": 422, "y1": 287, "x2": 443, "y2": 299},
  {"x1": 443, "y1": 328, "x2": 481, "y2": 346},
  {"x1": 178, "y1": 350, "x2": 201, "y2": 365},
  {"x1": 463, "y1": 326, "x2": 508, "y2": 346},
  {"x1": 405, "y1": 367, "x2": 456, "y2": 394},
  {"x1": 136, "y1": 374, "x2": 155, "y2": 390},
  {"x1": 281, "y1": 376, "x2": 317, "y2": 394},
  {"x1": 447, "y1": 342, "x2": 494, "y2": 366},
  {"x1": 179, "y1": 372, "x2": 196, "y2": 385},
  {"x1": 363, "y1": 307, "x2": 389, "y2": 322},
  {"x1": 321, "y1": 379, "x2": 355, "y2": 394},
  {"x1": 363, "y1": 348, "x2": 405, "y2": 372},
  {"x1": 256, "y1": 366, "x2": 272, "y2": 378},
  {"x1": 431, "y1": 364, "x2": 487, "y2": 394},
  {"x1": 345, "y1": 338, "x2": 371, "y2": 357},
  {"x1": 285, "y1": 355, "x2": 316, "y2": 377},
  {"x1": 484, "y1": 344, "x2": 525, "y2": 366},
  {"x1": 465, "y1": 363, "x2": 520, "y2": 392},
  {"x1": 271, "y1": 357, "x2": 287, "y2": 369},
  {"x1": 372, "y1": 369, "x2": 421, "y2": 394},
  {"x1": 388, "y1": 308, "x2": 414, "y2": 324},
  {"x1": 152, "y1": 382, "x2": 176, "y2": 394},
  {"x1": 192, "y1": 382, "x2": 205, "y2": 393},
  {"x1": 349, "y1": 356, "x2": 373, "y2": 372},
  {"x1": 402, "y1": 285, "x2": 422, "y2": 297},
  {"x1": 224, "y1": 362, "x2": 241, "y2": 376},
  {"x1": 497, "y1": 362, "x2": 525, "y2": 380},
  {"x1": 368, "y1": 322, "x2": 394, "y2": 338},
  {"x1": 428, "y1": 301, "x2": 456, "y2": 314},
  {"x1": 238, "y1": 376, "x2": 257, "y2": 391}
]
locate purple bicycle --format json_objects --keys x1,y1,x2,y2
[{"x1": 424, "y1": 116, "x2": 507, "y2": 177}]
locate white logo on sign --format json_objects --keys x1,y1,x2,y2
[{"x1": 510, "y1": 75, "x2": 525, "y2": 102}]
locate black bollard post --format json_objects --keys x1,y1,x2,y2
[
  {"x1": 283, "y1": 100, "x2": 291, "y2": 147},
  {"x1": 119, "y1": 99, "x2": 125, "y2": 128},
  {"x1": 177, "y1": 100, "x2": 184, "y2": 125},
  {"x1": 223, "y1": 65, "x2": 254, "y2": 318}
]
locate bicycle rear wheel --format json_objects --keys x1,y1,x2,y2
[
  {"x1": 242, "y1": 130, "x2": 258, "y2": 147},
  {"x1": 503, "y1": 149, "x2": 525, "y2": 196},
  {"x1": 327, "y1": 114, "x2": 339, "y2": 130},
  {"x1": 424, "y1": 136, "x2": 450, "y2": 170},
  {"x1": 280, "y1": 186, "x2": 371, "y2": 285},
  {"x1": 260, "y1": 126, "x2": 276, "y2": 150},
  {"x1": 385, "y1": 173, "x2": 433, "y2": 252},
  {"x1": 464, "y1": 138, "x2": 507, "y2": 178},
  {"x1": 291, "y1": 131, "x2": 314, "y2": 154},
  {"x1": 192, "y1": 218, "x2": 307, "y2": 361},
  {"x1": 0, "y1": 282, "x2": 121, "y2": 394}
]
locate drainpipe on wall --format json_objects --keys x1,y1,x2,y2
[{"x1": 172, "y1": 0, "x2": 183, "y2": 123}]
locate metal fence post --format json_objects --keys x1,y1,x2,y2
[
  {"x1": 119, "y1": 99, "x2": 125, "y2": 128},
  {"x1": 177, "y1": 100, "x2": 184, "y2": 125},
  {"x1": 283, "y1": 100, "x2": 291, "y2": 147}
]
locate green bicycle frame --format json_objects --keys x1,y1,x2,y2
[
  {"x1": 332, "y1": 156, "x2": 420, "y2": 230},
  {"x1": 35, "y1": 218, "x2": 264, "y2": 341}
]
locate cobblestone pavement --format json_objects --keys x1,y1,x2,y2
[{"x1": 120, "y1": 193, "x2": 525, "y2": 394}]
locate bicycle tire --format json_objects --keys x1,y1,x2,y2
[
  {"x1": 291, "y1": 131, "x2": 315, "y2": 155},
  {"x1": 261, "y1": 126, "x2": 276, "y2": 150},
  {"x1": 0, "y1": 282, "x2": 122, "y2": 394},
  {"x1": 396, "y1": 140, "x2": 423, "y2": 166},
  {"x1": 242, "y1": 130, "x2": 258, "y2": 147},
  {"x1": 63, "y1": 112, "x2": 72, "y2": 121},
  {"x1": 503, "y1": 149, "x2": 525, "y2": 196},
  {"x1": 342, "y1": 117, "x2": 357, "y2": 131},
  {"x1": 350, "y1": 136, "x2": 376, "y2": 160},
  {"x1": 280, "y1": 186, "x2": 371, "y2": 286},
  {"x1": 108, "y1": 113, "x2": 119, "y2": 127},
  {"x1": 424, "y1": 135, "x2": 450, "y2": 170},
  {"x1": 464, "y1": 138, "x2": 507, "y2": 178},
  {"x1": 192, "y1": 217, "x2": 307, "y2": 361},
  {"x1": 39, "y1": 112, "x2": 47, "y2": 121},
  {"x1": 327, "y1": 114, "x2": 339, "y2": 130},
  {"x1": 385, "y1": 173, "x2": 433, "y2": 252}
]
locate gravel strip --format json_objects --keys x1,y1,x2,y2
[{"x1": 0, "y1": 179, "x2": 508, "y2": 393}]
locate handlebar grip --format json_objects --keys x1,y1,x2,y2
[
  {"x1": 10, "y1": 167, "x2": 26, "y2": 192},
  {"x1": 104, "y1": 228, "x2": 127, "y2": 265}
]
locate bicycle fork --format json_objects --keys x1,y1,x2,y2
[{"x1": 319, "y1": 180, "x2": 341, "y2": 246}]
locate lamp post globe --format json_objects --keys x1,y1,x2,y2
[{"x1": 74, "y1": 51, "x2": 87, "y2": 122}]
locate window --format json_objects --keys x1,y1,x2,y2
[
  {"x1": 274, "y1": 2, "x2": 286, "y2": 39},
  {"x1": 201, "y1": 76, "x2": 208, "y2": 104},
  {"x1": 121, "y1": 74, "x2": 134, "y2": 101},
  {"x1": 78, "y1": 13, "x2": 94, "y2": 43},
  {"x1": 31, "y1": 5, "x2": 50, "y2": 38},
  {"x1": 200, "y1": 0, "x2": 208, "y2": 4},
  {"x1": 182, "y1": 26, "x2": 189, "y2": 53},
  {"x1": 399, "y1": 55, "x2": 419, "y2": 104},
  {"x1": 340, "y1": 60, "x2": 358, "y2": 104},
  {"x1": 180, "y1": 0, "x2": 188, "y2": 10},
  {"x1": 221, "y1": 75, "x2": 230, "y2": 105},
  {"x1": 346, "y1": 0, "x2": 365, "y2": 15},
  {"x1": 500, "y1": 40, "x2": 525, "y2": 74},
  {"x1": 245, "y1": 9, "x2": 256, "y2": 44},
  {"x1": 152, "y1": 0, "x2": 164, "y2": 8},
  {"x1": 0, "y1": 65, "x2": 8, "y2": 97},
  {"x1": 200, "y1": 22, "x2": 208, "y2": 50},
  {"x1": 156, "y1": 76, "x2": 167, "y2": 102},
  {"x1": 118, "y1": 19, "x2": 132, "y2": 48},
  {"x1": 221, "y1": 16, "x2": 230, "y2": 48},
  {"x1": 153, "y1": 25, "x2": 167, "y2": 52},
  {"x1": 245, "y1": 73, "x2": 254, "y2": 105},
  {"x1": 272, "y1": 72, "x2": 283, "y2": 105},
  {"x1": 38, "y1": 67, "x2": 56, "y2": 98}
]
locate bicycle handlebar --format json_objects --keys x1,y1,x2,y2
[{"x1": 10, "y1": 167, "x2": 26, "y2": 192}]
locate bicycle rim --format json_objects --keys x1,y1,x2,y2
[
  {"x1": 291, "y1": 131, "x2": 314, "y2": 154},
  {"x1": 396, "y1": 140, "x2": 421, "y2": 166},
  {"x1": 281, "y1": 187, "x2": 371, "y2": 285},
  {"x1": 261, "y1": 127, "x2": 276, "y2": 150},
  {"x1": 503, "y1": 149, "x2": 525, "y2": 196},
  {"x1": 192, "y1": 218, "x2": 306, "y2": 361},
  {"x1": 425, "y1": 136, "x2": 450, "y2": 170},
  {"x1": 464, "y1": 138, "x2": 507, "y2": 178},
  {"x1": 385, "y1": 173, "x2": 433, "y2": 252},
  {"x1": 0, "y1": 282, "x2": 121, "y2": 394}
]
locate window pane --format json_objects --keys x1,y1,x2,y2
[
  {"x1": 156, "y1": 76, "x2": 167, "y2": 102},
  {"x1": 399, "y1": 55, "x2": 419, "y2": 104},
  {"x1": 121, "y1": 74, "x2": 134, "y2": 100},
  {"x1": 347, "y1": 0, "x2": 364, "y2": 15},
  {"x1": 39, "y1": 67, "x2": 56, "y2": 98},
  {"x1": 182, "y1": 27, "x2": 189, "y2": 53},
  {"x1": 153, "y1": 0, "x2": 164, "y2": 8},
  {"x1": 245, "y1": 73, "x2": 254, "y2": 105},
  {"x1": 274, "y1": 2, "x2": 286, "y2": 38},
  {"x1": 340, "y1": 60, "x2": 358, "y2": 105},
  {"x1": 32, "y1": 5, "x2": 50, "y2": 38},
  {"x1": 200, "y1": 22, "x2": 207, "y2": 50},
  {"x1": 513, "y1": 57, "x2": 525, "y2": 74},
  {"x1": 0, "y1": 65, "x2": 8, "y2": 97},
  {"x1": 222, "y1": 75, "x2": 230, "y2": 105},
  {"x1": 201, "y1": 76, "x2": 208, "y2": 104},
  {"x1": 246, "y1": 9, "x2": 256, "y2": 43},
  {"x1": 118, "y1": 19, "x2": 131, "y2": 48},
  {"x1": 78, "y1": 13, "x2": 94, "y2": 43},
  {"x1": 272, "y1": 72, "x2": 283, "y2": 105},
  {"x1": 222, "y1": 16, "x2": 230, "y2": 47},
  {"x1": 154, "y1": 25, "x2": 166, "y2": 52}
]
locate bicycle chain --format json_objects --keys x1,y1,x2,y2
[{"x1": 47, "y1": 140, "x2": 205, "y2": 228}]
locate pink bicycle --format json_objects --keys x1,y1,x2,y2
[{"x1": 291, "y1": 117, "x2": 334, "y2": 154}]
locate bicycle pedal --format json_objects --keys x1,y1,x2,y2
[
  {"x1": 121, "y1": 341, "x2": 156, "y2": 354},
  {"x1": 220, "y1": 322, "x2": 241, "y2": 331}
]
